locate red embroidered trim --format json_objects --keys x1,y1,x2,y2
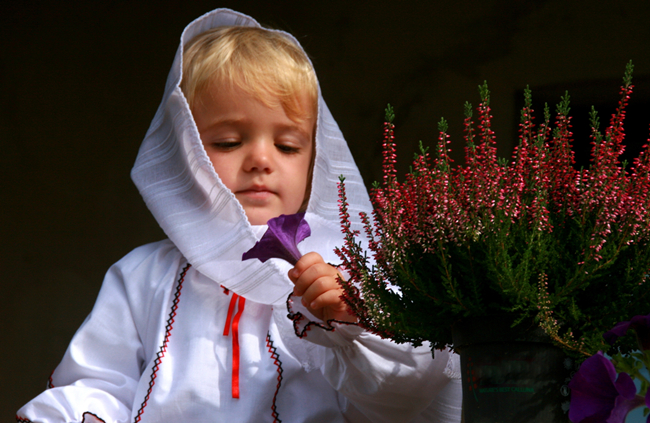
[
  {"x1": 133, "y1": 263, "x2": 189, "y2": 422},
  {"x1": 223, "y1": 292, "x2": 246, "y2": 398},
  {"x1": 16, "y1": 412, "x2": 106, "y2": 423},
  {"x1": 82, "y1": 412, "x2": 107, "y2": 423},
  {"x1": 47, "y1": 369, "x2": 55, "y2": 389},
  {"x1": 285, "y1": 293, "x2": 358, "y2": 338},
  {"x1": 266, "y1": 332, "x2": 283, "y2": 423}
]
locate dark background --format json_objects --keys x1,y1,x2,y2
[{"x1": 4, "y1": 1, "x2": 650, "y2": 420}]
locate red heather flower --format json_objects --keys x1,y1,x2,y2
[
  {"x1": 242, "y1": 213, "x2": 310, "y2": 266},
  {"x1": 568, "y1": 352, "x2": 643, "y2": 423},
  {"x1": 603, "y1": 314, "x2": 650, "y2": 351}
]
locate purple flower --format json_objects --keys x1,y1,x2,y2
[
  {"x1": 242, "y1": 213, "x2": 311, "y2": 266},
  {"x1": 569, "y1": 351, "x2": 643, "y2": 423},
  {"x1": 604, "y1": 314, "x2": 650, "y2": 351}
]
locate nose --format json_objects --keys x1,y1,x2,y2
[{"x1": 244, "y1": 140, "x2": 273, "y2": 173}]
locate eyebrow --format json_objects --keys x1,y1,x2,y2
[{"x1": 202, "y1": 117, "x2": 247, "y2": 129}]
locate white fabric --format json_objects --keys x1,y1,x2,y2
[
  {"x1": 17, "y1": 242, "x2": 462, "y2": 422},
  {"x1": 17, "y1": 8, "x2": 462, "y2": 423}
]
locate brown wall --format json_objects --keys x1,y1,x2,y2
[{"x1": 4, "y1": 0, "x2": 650, "y2": 419}]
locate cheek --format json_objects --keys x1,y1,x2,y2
[
  {"x1": 208, "y1": 154, "x2": 237, "y2": 189},
  {"x1": 291, "y1": 155, "x2": 313, "y2": 200}
]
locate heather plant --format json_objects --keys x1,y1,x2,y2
[{"x1": 335, "y1": 61, "x2": 650, "y2": 358}]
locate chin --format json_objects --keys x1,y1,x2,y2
[
  {"x1": 246, "y1": 213, "x2": 275, "y2": 226},
  {"x1": 244, "y1": 207, "x2": 299, "y2": 226}
]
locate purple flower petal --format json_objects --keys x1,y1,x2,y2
[
  {"x1": 242, "y1": 213, "x2": 311, "y2": 266},
  {"x1": 607, "y1": 372, "x2": 644, "y2": 423},
  {"x1": 613, "y1": 371, "x2": 638, "y2": 401},
  {"x1": 604, "y1": 321, "x2": 632, "y2": 345},
  {"x1": 604, "y1": 313, "x2": 650, "y2": 351},
  {"x1": 630, "y1": 315, "x2": 650, "y2": 350},
  {"x1": 569, "y1": 352, "x2": 619, "y2": 422},
  {"x1": 569, "y1": 352, "x2": 639, "y2": 423}
]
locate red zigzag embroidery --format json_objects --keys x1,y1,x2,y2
[
  {"x1": 133, "y1": 263, "x2": 190, "y2": 422},
  {"x1": 266, "y1": 332, "x2": 283, "y2": 423}
]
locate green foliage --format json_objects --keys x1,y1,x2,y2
[
  {"x1": 385, "y1": 104, "x2": 395, "y2": 123},
  {"x1": 336, "y1": 63, "x2": 650, "y2": 360}
]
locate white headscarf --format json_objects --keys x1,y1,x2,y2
[{"x1": 131, "y1": 8, "x2": 372, "y2": 305}]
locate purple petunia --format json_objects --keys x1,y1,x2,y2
[
  {"x1": 242, "y1": 213, "x2": 311, "y2": 266},
  {"x1": 604, "y1": 314, "x2": 650, "y2": 351},
  {"x1": 568, "y1": 352, "x2": 644, "y2": 423}
]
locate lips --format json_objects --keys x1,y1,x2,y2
[
  {"x1": 236, "y1": 185, "x2": 276, "y2": 202},
  {"x1": 238, "y1": 184, "x2": 273, "y2": 193}
]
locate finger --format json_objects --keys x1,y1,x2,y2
[
  {"x1": 312, "y1": 289, "x2": 356, "y2": 323},
  {"x1": 288, "y1": 252, "x2": 324, "y2": 282},
  {"x1": 293, "y1": 263, "x2": 339, "y2": 296},
  {"x1": 300, "y1": 274, "x2": 340, "y2": 307},
  {"x1": 306, "y1": 286, "x2": 345, "y2": 311}
]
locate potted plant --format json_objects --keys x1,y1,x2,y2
[{"x1": 334, "y1": 62, "x2": 650, "y2": 422}]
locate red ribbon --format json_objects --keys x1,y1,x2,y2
[{"x1": 223, "y1": 292, "x2": 246, "y2": 398}]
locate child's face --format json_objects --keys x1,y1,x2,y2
[{"x1": 192, "y1": 83, "x2": 315, "y2": 225}]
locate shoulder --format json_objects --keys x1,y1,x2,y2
[
  {"x1": 111, "y1": 239, "x2": 186, "y2": 277},
  {"x1": 94, "y1": 240, "x2": 189, "y2": 330},
  {"x1": 102, "y1": 239, "x2": 188, "y2": 301}
]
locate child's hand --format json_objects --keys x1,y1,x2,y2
[{"x1": 288, "y1": 252, "x2": 357, "y2": 323}]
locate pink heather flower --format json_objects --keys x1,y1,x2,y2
[
  {"x1": 242, "y1": 213, "x2": 311, "y2": 266},
  {"x1": 569, "y1": 352, "x2": 643, "y2": 423}
]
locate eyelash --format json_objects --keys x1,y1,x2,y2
[
  {"x1": 211, "y1": 141, "x2": 240, "y2": 150},
  {"x1": 208, "y1": 140, "x2": 302, "y2": 154},
  {"x1": 276, "y1": 144, "x2": 300, "y2": 154}
]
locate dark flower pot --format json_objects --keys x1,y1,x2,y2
[{"x1": 452, "y1": 316, "x2": 573, "y2": 423}]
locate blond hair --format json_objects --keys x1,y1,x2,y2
[{"x1": 181, "y1": 26, "x2": 318, "y2": 122}]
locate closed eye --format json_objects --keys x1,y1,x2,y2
[
  {"x1": 276, "y1": 144, "x2": 300, "y2": 154},
  {"x1": 210, "y1": 140, "x2": 241, "y2": 151}
]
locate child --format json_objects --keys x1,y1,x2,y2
[{"x1": 17, "y1": 8, "x2": 461, "y2": 423}]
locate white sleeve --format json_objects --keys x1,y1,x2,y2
[
  {"x1": 16, "y1": 241, "x2": 180, "y2": 423},
  {"x1": 302, "y1": 322, "x2": 463, "y2": 423}
]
